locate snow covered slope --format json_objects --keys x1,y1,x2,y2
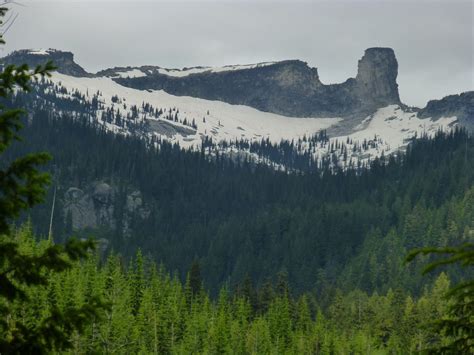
[
  {"x1": 345, "y1": 105, "x2": 457, "y2": 155},
  {"x1": 309, "y1": 105, "x2": 458, "y2": 168},
  {"x1": 50, "y1": 73, "x2": 340, "y2": 148},
  {"x1": 38, "y1": 72, "x2": 459, "y2": 169}
]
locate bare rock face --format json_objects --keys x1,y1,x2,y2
[
  {"x1": 354, "y1": 48, "x2": 401, "y2": 109},
  {"x1": 419, "y1": 91, "x2": 474, "y2": 131},
  {"x1": 64, "y1": 187, "x2": 97, "y2": 230},
  {"x1": 2, "y1": 47, "x2": 402, "y2": 117},
  {"x1": 113, "y1": 48, "x2": 401, "y2": 117},
  {"x1": 114, "y1": 60, "x2": 325, "y2": 116},
  {"x1": 91, "y1": 182, "x2": 115, "y2": 227},
  {"x1": 1, "y1": 49, "x2": 90, "y2": 77},
  {"x1": 63, "y1": 182, "x2": 149, "y2": 235}
]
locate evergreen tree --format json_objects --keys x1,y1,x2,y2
[
  {"x1": 407, "y1": 242, "x2": 474, "y2": 353},
  {"x1": 0, "y1": 8, "x2": 106, "y2": 353},
  {"x1": 189, "y1": 259, "x2": 203, "y2": 297}
]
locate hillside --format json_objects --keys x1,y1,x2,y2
[
  {"x1": 2, "y1": 46, "x2": 472, "y2": 294},
  {"x1": 2, "y1": 47, "x2": 469, "y2": 171},
  {"x1": 5, "y1": 104, "x2": 473, "y2": 294}
]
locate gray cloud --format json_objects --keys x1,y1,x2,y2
[{"x1": 3, "y1": 0, "x2": 473, "y2": 107}]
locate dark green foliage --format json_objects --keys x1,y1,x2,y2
[
  {"x1": 0, "y1": 13, "x2": 470, "y2": 349},
  {"x1": 9, "y1": 105, "x2": 473, "y2": 295},
  {"x1": 189, "y1": 260, "x2": 203, "y2": 297},
  {"x1": 0, "y1": 7, "x2": 469, "y2": 352},
  {"x1": 0, "y1": 55, "x2": 53, "y2": 235},
  {"x1": 408, "y1": 243, "x2": 474, "y2": 353},
  {"x1": 0, "y1": 8, "x2": 106, "y2": 353},
  {"x1": 4, "y1": 226, "x2": 464, "y2": 354}
]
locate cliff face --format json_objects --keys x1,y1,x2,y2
[
  {"x1": 2, "y1": 47, "x2": 402, "y2": 117},
  {"x1": 419, "y1": 91, "x2": 474, "y2": 131},
  {"x1": 354, "y1": 48, "x2": 400, "y2": 108},
  {"x1": 63, "y1": 181, "x2": 149, "y2": 236},
  {"x1": 114, "y1": 60, "x2": 327, "y2": 116},
  {"x1": 1, "y1": 49, "x2": 90, "y2": 77},
  {"x1": 114, "y1": 47, "x2": 401, "y2": 117}
]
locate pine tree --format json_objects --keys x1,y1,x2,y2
[
  {"x1": 0, "y1": 8, "x2": 105, "y2": 353},
  {"x1": 245, "y1": 317, "x2": 272, "y2": 354},
  {"x1": 407, "y1": 243, "x2": 474, "y2": 353},
  {"x1": 189, "y1": 259, "x2": 202, "y2": 297},
  {"x1": 129, "y1": 249, "x2": 145, "y2": 315}
]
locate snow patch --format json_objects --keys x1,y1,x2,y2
[
  {"x1": 27, "y1": 49, "x2": 49, "y2": 56},
  {"x1": 345, "y1": 105, "x2": 457, "y2": 155},
  {"x1": 112, "y1": 69, "x2": 147, "y2": 78},
  {"x1": 156, "y1": 62, "x2": 277, "y2": 77}
]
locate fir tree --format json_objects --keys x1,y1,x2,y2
[{"x1": 0, "y1": 8, "x2": 105, "y2": 352}]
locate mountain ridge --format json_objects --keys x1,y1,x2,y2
[
  {"x1": 4, "y1": 47, "x2": 471, "y2": 124},
  {"x1": 2, "y1": 47, "x2": 471, "y2": 169},
  {"x1": 419, "y1": 91, "x2": 474, "y2": 131},
  {"x1": 3, "y1": 47, "x2": 401, "y2": 117}
]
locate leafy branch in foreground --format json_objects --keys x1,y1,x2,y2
[
  {"x1": 0, "y1": 6, "x2": 107, "y2": 354},
  {"x1": 407, "y1": 242, "x2": 474, "y2": 354}
]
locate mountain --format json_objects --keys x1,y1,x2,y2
[
  {"x1": 3, "y1": 49, "x2": 91, "y2": 77},
  {"x1": 3, "y1": 47, "x2": 400, "y2": 117},
  {"x1": 109, "y1": 47, "x2": 400, "y2": 117},
  {"x1": 419, "y1": 91, "x2": 474, "y2": 131},
  {"x1": 1, "y1": 47, "x2": 471, "y2": 169},
  {"x1": 6, "y1": 102, "x2": 474, "y2": 295},
  {"x1": 2, "y1": 47, "x2": 473, "y2": 297}
]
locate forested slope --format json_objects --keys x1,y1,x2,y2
[
  {"x1": 4, "y1": 107, "x2": 473, "y2": 296},
  {"x1": 7, "y1": 220, "x2": 470, "y2": 354}
]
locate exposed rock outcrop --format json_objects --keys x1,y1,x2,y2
[
  {"x1": 3, "y1": 47, "x2": 402, "y2": 117},
  {"x1": 419, "y1": 91, "x2": 474, "y2": 131},
  {"x1": 63, "y1": 182, "x2": 149, "y2": 236},
  {"x1": 114, "y1": 48, "x2": 401, "y2": 117},
  {"x1": 1, "y1": 49, "x2": 91, "y2": 77},
  {"x1": 354, "y1": 47, "x2": 400, "y2": 108}
]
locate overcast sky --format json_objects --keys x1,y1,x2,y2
[{"x1": 3, "y1": 0, "x2": 473, "y2": 107}]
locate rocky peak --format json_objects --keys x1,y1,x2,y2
[
  {"x1": 1, "y1": 49, "x2": 91, "y2": 77},
  {"x1": 112, "y1": 48, "x2": 401, "y2": 117},
  {"x1": 355, "y1": 47, "x2": 400, "y2": 107},
  {"x1": 2, "y1": 47, "x2": 403, "y2": 117},
  {"x1": 419, "y1": 91, "x2": 474, "y2": 131}
]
